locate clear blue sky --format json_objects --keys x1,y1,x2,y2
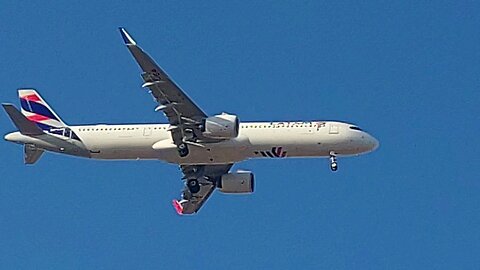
[{"x1": 1, "y1": 1, "x2": 479, "y2": 269}]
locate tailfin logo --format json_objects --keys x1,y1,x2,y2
[
  {"x1": 255, "y1": 147, "x2": 287, "y2": 158},
  {"x1": 18, "y1": 90, "x2": 66, "y2": 130}
]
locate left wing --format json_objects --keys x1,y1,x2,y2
[
  {"x1": 119, "y1": 28, "x2": 216, "y2": 155},
  {"x1": 173, "y1": 164, "x2": 233, "y2": 215}
]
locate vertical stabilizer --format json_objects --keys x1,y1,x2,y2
[{"x1": 18, "y1": 89, "x2": 67, "y2": 130}]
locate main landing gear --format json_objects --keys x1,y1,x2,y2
[
  {"x1": 329, "y1": 151, "x2": 338, "y2": 172},
  {"x1": 178, "y1": 143, "x2": 189, "y2": 157},
  {"x1": 187, "y1": 179, "x2": 200, "y2": 193}
]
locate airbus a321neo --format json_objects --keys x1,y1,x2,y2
[{"x1": 3, "y1": 28, "x2": 379, "y2": 215}]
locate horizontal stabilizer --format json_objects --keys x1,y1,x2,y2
[
  {"x1": 24, "y1": 144, "x2": 44, "y2": 164},
  {"x1": 2, "y1": 104, "x2": 44, "y2": 135}
]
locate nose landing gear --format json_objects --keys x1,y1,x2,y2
[{"x1": 329, "y1": 151, "x2": 338, "y2": 172}]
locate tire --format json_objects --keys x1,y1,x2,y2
[
  {"x1": 187, "y1": 179, "x2": 200, "y2": 193},
  {"x1": 178, "y1": 143, "x2": 189, "y2": 157},
  {"x1": 330, "y1": 162, "x2": 338, "y2": 172}
]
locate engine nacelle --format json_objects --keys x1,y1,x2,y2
[
  {"x1": 202, "y1": 113, "x2": 239, "y2": 139},
  {"x1": 218, "y1": 171, "x2": 254, "y2": 194}
]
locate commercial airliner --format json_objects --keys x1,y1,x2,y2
[{"x1": 3, "y1": 28, "x2": 379, "y2": 215}]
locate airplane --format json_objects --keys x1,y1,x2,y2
[{"x1": 3, "y1": 28, "x2": 379, "y2": 215}]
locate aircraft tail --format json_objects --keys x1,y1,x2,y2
[{"x1": 18, "y1": 89, "x2": 67, "y2": 130}]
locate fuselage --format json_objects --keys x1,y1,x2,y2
[
  {"x1": 4, "y1": 120, "x2": 378, "y2": 165},
  {"x1": 3, "y1": 28, "x2": 381, "y2": 215}
]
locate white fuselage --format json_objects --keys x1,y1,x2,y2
[{"x1": 5, "y1": 121, "x2": 378, "y2": 165}]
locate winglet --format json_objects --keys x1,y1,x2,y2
[
  {"x1": 118, "y1": 27, "x2": 136, "y2": 45},
  {"x1": 172, "y1": 200, "x2": 184, "y2": 215}
]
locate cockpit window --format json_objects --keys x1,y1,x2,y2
[{"x1": 349, "y1": 126, "x2": 363, "y2": 131}]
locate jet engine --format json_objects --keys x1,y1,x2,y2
[
  {"x1": 202, "y1": 113, "x2": 239, "y2": 139},
  {"x1": 218, "y1": 171, "x2": 254, "y2": 194}
]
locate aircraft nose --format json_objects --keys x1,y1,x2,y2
[{"x1": 367, "y1": 133, "x2": 379, "y2": 151}]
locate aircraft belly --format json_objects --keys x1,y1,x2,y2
[
  {"x1": 164, "y1": 139, "x2": 251, "y2": 165},
  {"x1": 81, "y1": 132, "x2": 166, "y2": 160},
  {"x1": 16, "y1": 134, "x2": 91, "y2": 158}
]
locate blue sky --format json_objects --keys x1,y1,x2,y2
[{"x1": 1, "y1": 1, "x2": 479, "y2": 269}]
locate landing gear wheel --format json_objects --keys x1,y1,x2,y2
[
  {"x1": 329, "y1": 152, "x2": 338, "y2": 172},
  {"x1": 187, "y1": 179, "x2": 200, "y2": 194},
  {"x1": 330, "y1": 162, "x2": 338, "y2": 171},
  {"x1": 178, "y1": 143, "x2": 189, "y2": 157}
]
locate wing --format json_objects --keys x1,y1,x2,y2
[
  {"x1": 172, "y1": 164, "x2": 233, "y2": 215},
  {"x1": 119, "y1": 28, "x2": 213, "y2": 148}
]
